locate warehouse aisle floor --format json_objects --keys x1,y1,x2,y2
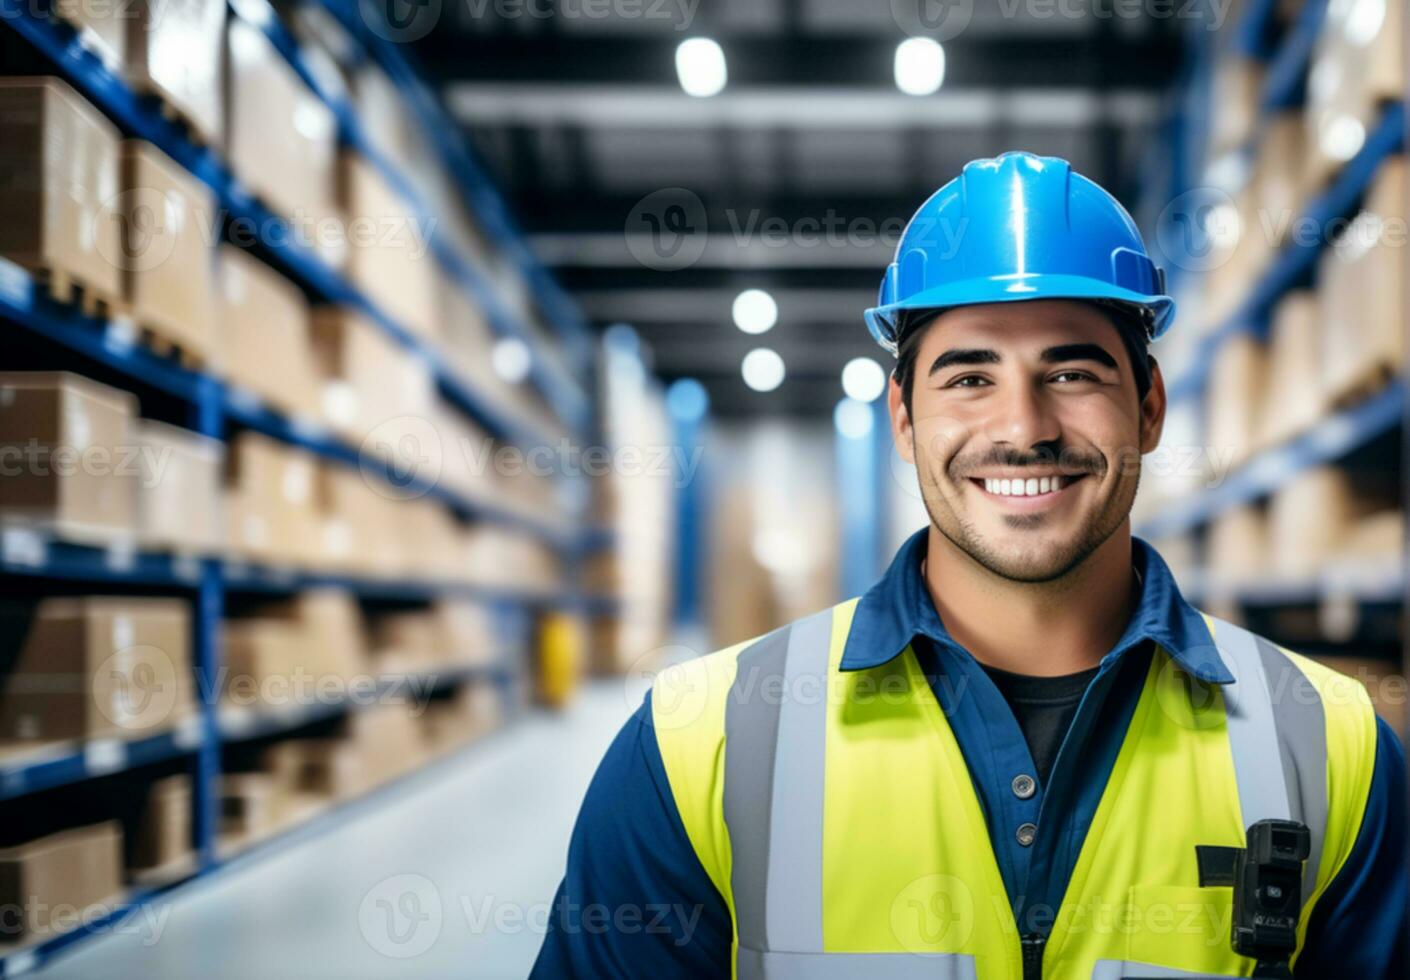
[{"x1": 38, "y1": 681, "x2": 639, "y2": 980}]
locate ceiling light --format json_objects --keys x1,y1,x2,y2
[
  {"x1": 895, "y1": 37, "x2": 945, "y2": 97},
  {"x1": 676, "y1": 38, "x2": 727, "y2": 98},
  {"x1": 841, "y1": 357, "x2": 887, "y2": 402},
  {"x1": 732, "y1": 289, "x2": 777, "y2": 334},
  {"x1": 741, "y1": 348, "x2": 785, "y2": 393}
]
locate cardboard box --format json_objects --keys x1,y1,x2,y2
[
  {"x1": 0, "y1": 372, "x2": 139, "y2": 544},
  {"x1": 339, "y1": 152, "x2": 436, "y2": 342},
  {"x1": 219, "y1": 773, "x2": 278, "y2": 839},
  {"x1": 1267, "y1": 467, "x2": 1382, "y2": 578},
  {"x1": 256, "y1": 589, "x2": 368, "y2": 681},
  {"x1": 0, "y1": 78, "x2": 121, "y2": 307},
  {"x1": 1209, "y1": 55, "x2": 1263, "y2": 157},
  {"x1": 340, "y1": 704, "x2": 426, "y2": 784},
  {"x1": 1306, "y1": 0, "x2": 1403, "y2": 185},
  {"x1": 1251, "y1": 113, "x2": 1311, "y2": 249},
  {"x1": 1317, "y1": 157, "x2": 1406, "y2": 405},
  {"x1": 135, "y1": 419, "x2": 223, "y2": 553},
  {"x1": 309, "y1": 307, "x2": 432, "y2": 443},
  {"x1": 1205, "y1": 505, "x2": 1268, "y2": 585},
  {"x1": 225, "y1": 17, "x2": 336, "y2": 226},
  {"x1": 118, "y1": 141, "x2": 216, "y2": 362},
  {"x1": 225, "y1": 432, "x2": 320, "y2": 565},
  {"x1": 0, "y1": 597, "x2": 192, "y2": 743},
  {"x1": 1259, "y1": 292, "x2": 1326, "y2": 449},
  {"x1": 1205, "y1": 333, "x2": 1266, "y2": 468},
  {"x1": 0, "y1": 822, "x2": 123, "y2": 941},
  {"x1": 352, "y1": 63, "x2": 414, "y2": 174},
  {"x1": 131, "y1": 774, "x2": 191, "y2": 871},
  {"x1": 221, "y1": 620, "x2": 306, "y2": 702},
  {"x1": 124, "y1": 0, "x2": 225, "y2": 147},
  {"x1": 290, "y1": 738, "x2": 366, "y2": 800},
  {"x1": 215, "y1": 246, "x2": 320, "y2": 420},
  {"x1": 51, "y1": 0, "x2": 127, "y2": 69}
]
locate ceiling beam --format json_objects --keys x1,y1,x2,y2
[
  {"x1": 421, "y1": 35, "x2": 1179, "y2": 89},
  {"x1": 445, "y1": 84, "x2": 1159, "y2": 128}
]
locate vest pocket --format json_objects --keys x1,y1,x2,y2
[{"x1": 1118, "y1": 885, "x2": 1246, "y2": 977}]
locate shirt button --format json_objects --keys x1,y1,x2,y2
[
  {"x1": 1012, "y1": 774, "x2": 1036, "y2": 799},
  {"x1": 1016, "y1": 823, "x2": 1038, "y2": 847}
]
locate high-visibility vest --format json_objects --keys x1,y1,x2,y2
[{"x1": 651, "y1": 599, "x2": 1378, "y2": 979}]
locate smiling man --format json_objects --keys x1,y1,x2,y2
[{"x1": 533, "y1": 153, "x2": 1407, "y2": 979}]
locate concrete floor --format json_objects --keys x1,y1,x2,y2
[{"x1": 37, "y1": 681, "x2": 639, "y2": 980}]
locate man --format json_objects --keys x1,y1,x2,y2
[{"x1": 533, "y1": 153, "x2": 1406, "y2": 978}]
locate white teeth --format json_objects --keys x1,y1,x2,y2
[{"x1": 981, "y1": 475, "x2": 1067, "y2": 497}]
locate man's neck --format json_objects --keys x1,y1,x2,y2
[{"x1": 923, "y1": 524, "x2": 1139, "y2": 677}]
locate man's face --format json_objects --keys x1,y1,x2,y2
[{"x1": 888, "y1": 300, "x2": 1165, "y2": 583}]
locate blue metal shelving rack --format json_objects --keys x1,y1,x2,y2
[
  {"x1": 0, "y1": 0, "x2": 610, "y2": 973},
  {"x1": 1135, "y1": 0, "x2": 1408, "y2": 586}
]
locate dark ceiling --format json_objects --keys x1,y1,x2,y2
[{"x1": 415, "y1": 0, "x2": 1188, "y2": 418}]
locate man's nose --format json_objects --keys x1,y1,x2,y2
[{"x1": 982, "y1": 382, "x2": 1061, "y2": 451}]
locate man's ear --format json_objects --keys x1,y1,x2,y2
[
  {"x1": 1140, "y1": 355, "x2": 1166, "y2": 454},
  {"x1": 888, "y1": 373, "x2": 915, "y2": 464}
]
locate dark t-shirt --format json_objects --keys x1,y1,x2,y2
[{"x1": 979, "y1": 660, "x2": 1101, "y2": 786}]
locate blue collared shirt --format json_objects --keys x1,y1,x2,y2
[{"x1": 533, "y1": 531, "x2": 1407, "y2": 977}]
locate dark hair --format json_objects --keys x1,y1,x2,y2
[{"x1": 891, "y1": 303, "x2": 1153, "y2": 412}]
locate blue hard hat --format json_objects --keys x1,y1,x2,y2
[{"x1": 864, "y1": 151, "x2": 1175, "y2": 355}]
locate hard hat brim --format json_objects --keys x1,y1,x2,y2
[{"x1": 865, "y1": 274, "x2": 1176, "y2": 356}]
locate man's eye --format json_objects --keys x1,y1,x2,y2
[
  {"x1": 1050, "y1": 370, "x2": 1096, "y2": 384},
  {"x1": 945, "y1": 375, "x2": 990, "y2": 388}
]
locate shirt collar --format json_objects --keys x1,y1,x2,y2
[{"x1": 840, "y1": 528, "x2": 1234, "y2": 685}]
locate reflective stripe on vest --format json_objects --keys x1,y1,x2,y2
[
  {"x1": 723, "y1": 609, "x2": 977, "y2": 978},
  {"x1": 720, "y1": 608, "x2": 1332, "y2": 978},
  {"x1": 1208, "y1": 615, "x2": 1328, "y2": 902}
]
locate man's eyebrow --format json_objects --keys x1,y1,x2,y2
[
  {"x1": 928, "y1": 348, "x2": 1000, "y2": 376},
  {"x1": 1040, "y1": 343, "x2": 1119, "y2": 369}
]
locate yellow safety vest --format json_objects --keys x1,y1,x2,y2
[{"x1": 651, "y1": 599, "x2": 1378, "y2": 979}]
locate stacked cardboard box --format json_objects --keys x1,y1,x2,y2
[
  {"x1": 124, "y1": 0, "x2": 226, "y2": 147},
  {"x1": 1205, "y1": 333, "x2": 1266, "y2": 468},
  {"x1": 219, "y1": 773, "x2": 280, "y2": 841},
  {"x1": 116, "y1": 141, "x2": 216, "y2": 364},
  {"x1": 309, "y1": 307, "x2": 429, "y2": 445},
  {"x1": 215, "y1": 246, "x2": 321, "y2": 420},
  {"x1": 225, "y1": 18, "x2": 337, "y2": 234},
  {"x1": 339, "y1": 152, "x2": 437, "y2": 342},
  {"x1": 1257, "y1": 292, "x2": 1326, "y2": 449},
  {"x1": 0, "y1": 597, "x2": 192, "y2": 743},
  {"x1": 0, "y1": 372, "x2": 139, "y2": 544},
  {"x1": 0, "y1": 78, "x2": 121, "y2": 309},
  {"x1": 130, "y1": 774, "x2": 191, "y2": 872},
  {"x1": 0, "y1": 822, "x2": 123, "y2": 941},
  {"x1": 1317, "y1": 157, "x2": 1405, "y2": 406},
  {"x1": 224, "y1": 432, "x2": 320, "y2": 565},
  {"x1": 421, "y1": 682, "x2": 500, "y2": 753},
  {"x1": 222, "y1": 591, "x2": 369, "y2": 707},
  {"x1": 1205, "y1": 505, "x2": 1269, "y2": 586},
  {"x1": 50, "y1": 0, "x2": 127, "y2": 70},
  {"x1": 1306, "y1": 0, "x2": 1404, "y2": 185},
  {"x1": 134, "y1": 419, "x2": 224, "y2": 554},
  {"x1": 1267, "y1": 467, "x2": 1389, "y2": 579}
]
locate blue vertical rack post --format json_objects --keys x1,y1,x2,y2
[
  {"x1": 666, "y1": 380, "x2": 710, "y2": 630},
  {"x1": 835, "y1": 398, "x2": 889, "y2": 600}
]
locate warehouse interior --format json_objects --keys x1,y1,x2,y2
[{"x1": 0, "y1": 0, "x2": 1404, "y2": 976}]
